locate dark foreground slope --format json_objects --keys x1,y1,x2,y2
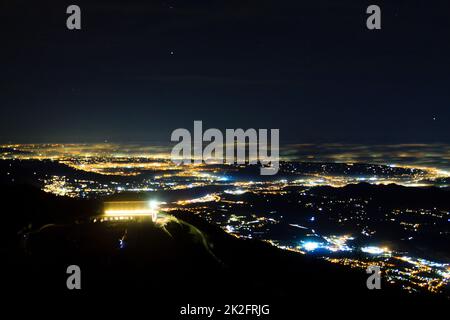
[{"x1": 0, "y1": 185, "x2": 447, "y2": 318}]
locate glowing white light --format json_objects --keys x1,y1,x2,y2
[
  {"x1": 148, "y1": 200, "x2": 160, "y2": 211},
  {"x1": 224, "y1": 189, "x2": 247, "y2": 195},
  {"x1": 303, "y1": 241, "x2": 320, "y2": 251},
  {"x1": 226, "y1": 225, "x2": 235, "y2": 233},
  {"x1": 361, "y1": 246, "x2": 387, "y2": 255}
]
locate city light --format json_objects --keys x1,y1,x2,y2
[
  {"x1": 224, "y1": 189, "x2": 247, "y2": 195},
  {"x1": 3, "y1": 143, "x2": 450, "y2": 296},
  {"x1": 361, "y1": 246, "x2": 389, "y2": 255},
  {"x1": 302, "y1": 241, "x2": 320, "y2": 251}
]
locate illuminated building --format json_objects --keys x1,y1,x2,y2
[{"x1": 103, "y1": 200, "x2": 161, "y2": 222}]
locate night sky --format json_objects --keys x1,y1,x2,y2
[{"x1": 1, "y1": 0, "x2": 449, "y2": 143}]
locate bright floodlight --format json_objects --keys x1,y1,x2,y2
[
  {"x1": 148, "y1": 200, "x2": 160, "y2": 211},
  {"x1": 303, "y1": 241, "x2": 320, "y2": 251},
  {"x1": 148, "y1": 200, "x2": 161, "y2": 221},
  {"x1": 361, "y1": 246, "x2": 387, "y2": 255}
]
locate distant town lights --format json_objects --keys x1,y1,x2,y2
[{"x1": 361, "y1": 246, "x2": 389, "y2": 255}]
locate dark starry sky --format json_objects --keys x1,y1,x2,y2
[{"x1": 1, "y1": 0, "x2": 449, "y2": 143}]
